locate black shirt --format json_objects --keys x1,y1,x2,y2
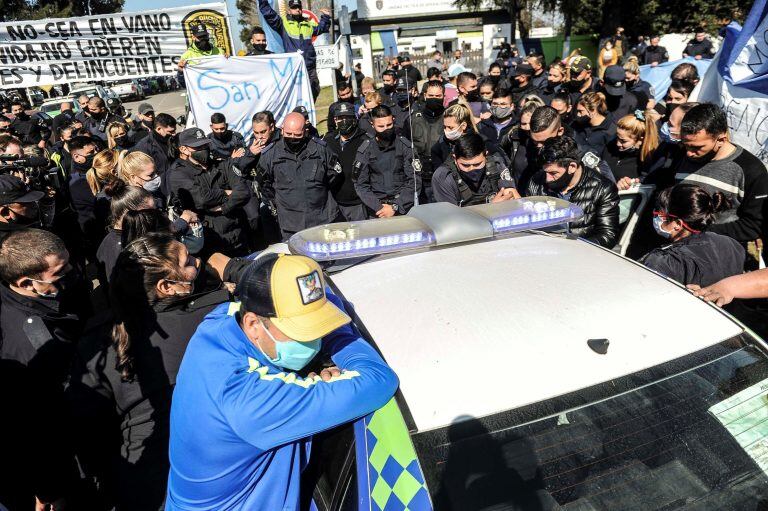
[
  {"x1": 323, "y1": 128, "x2": 367, "y2": 206},
  {"x1": 641, "y1": 231, "x2": 745, "y2": 287}
]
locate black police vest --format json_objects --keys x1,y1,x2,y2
[{"x1": 447, "y1": 158, "x2": 502, "y2": 206}]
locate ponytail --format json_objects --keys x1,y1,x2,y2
[
  {"x1": 658, "y1": 184, "x2": 733, "y2": 232},
  {"x1": 640, "y1": 110, "x2": 659, "y2": 162}
]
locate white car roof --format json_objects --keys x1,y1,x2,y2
[{"x1": 329, "y1": 232, "x2": 744, "y2": 432}]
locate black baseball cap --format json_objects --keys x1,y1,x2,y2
[
  {"x1": 512, "y1": 63, "x2": 534, "y2": 77},
  {"x1": 293, "y1": 105, "x2": 310, "y2": 120},
  {"x1": 288, "y1": 0, "x2": 302, "y2": 8},
  {"x1": 190, "y1": 23, "x2": 209, "y2": 38},
  {"x1": 399, "y1": 53, "x2": 411, "y2": 62},
  {"x1": 603, "y1": 65, "x2": 626, "y2": 96},
  {"x1": 138, "y1": 103, "x2": 154, "y2": 115},
  {"x1": 178, "y1": 128, "x2": 211, "y2": 148},
  {"x1": 0, "y1": 174, "x2": 44, "y2": 205},
  {"x1": 334, "y1": 102, "x2": 355, "y2": 118}
]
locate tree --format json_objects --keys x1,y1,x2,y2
[{"x1": 0, "y1": 0, "x2": 123, "y2": 21}]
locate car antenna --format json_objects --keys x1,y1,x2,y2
[{"x1": 404, "y1": 71, "x2": 420, "y2": 207}]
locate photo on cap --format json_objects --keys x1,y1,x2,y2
[{"x1": 297, "y1": 270, "x2": 324, "y2": 305}]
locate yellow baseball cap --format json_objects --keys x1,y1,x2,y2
[{"x1": 237, "y1": 253, "x2": 351, "y2": 341}]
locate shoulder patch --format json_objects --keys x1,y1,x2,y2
[
  {"x1": 582, "y1": 151, "x2": 601, "y2": 168},
  {"x1": 357, "y1": 138, "x2": 371, "y2": 154},
  {"x1": 500, "y1": 167, "x2": 512, "y2": 182}
]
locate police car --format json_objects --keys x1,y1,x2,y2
[{"x1": 275, "y1": 197, "x2": 768, "y2": 511}]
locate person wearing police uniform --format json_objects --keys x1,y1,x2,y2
[
  {"x1": 0, "y1": 229, "x2": 86, "y2": 510},
  {"x1": 353, "y1": 105, "x2": 419, "y2": 218},
  {"x1": 641, "y1": 35, "x2": 669, "y2": 66},
  {"x1": 683, "y1": 30, "x2": 716, "y2": 60},
  {"x1": 208, "y1": 112, "x2": 246, "y2": 162},
  {"x1": 525, "y1": 135, "x2": 619, "y2": 248},
  {"x1": 379, "y1": 69, "x2": 398, "y2": 106},
  {"x1": 323, "y1": 102, "x2": 368, "y2": 221},
  {"x1": 83, "y1": 96, "x2": 124, "y2": 144},
  {"x1": 411, "y1": 80, "x2": 447, "y2": 203},
  {"x1": 247, "y1": 26, "x2": 273, "y2": 56},
  {"x1": 167, "y1": 128, "x2": 251, "y2": 256},
  {"x1": 601, "y1": 65, "x2": 639, "y2": 121},
  {"x1": 510, "y1": 63, "x2": 539, "y2": 105},
  {"x1": 258, "y1": 0, "x2": 331, "y2": 100},
  {"x1": 178, "y1": 23, "x2": 225, "y2": 71},
  {"x1": 257, "y1": 112, "x2": 342, "y2": 240},
  {"x1": 391, "y1": 77, "x2": 417, "y2": 140},
  {"x1": 10, "y1": 101, "x2": 46, "y2": 147},
  {"x1": 432, "y1": 132, "x2": 518, "y2": 207},
  {"x1": 326, "y1": 81, "x2": 357, "y2": 134}
]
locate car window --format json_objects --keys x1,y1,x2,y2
[
  {"x1": 412, "y1": 334, "x2": 768, "y2": 510},
  {"x1": 301, "y1": 424, "x2": 356, "y2": 511}
]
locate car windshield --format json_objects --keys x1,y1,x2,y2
[
  {"x1": 412, "y1": 334, "x2": 768, "y2": 510},
  {"x1": 72, "y1": 88, "x2": 98, "y2": 98},
  {"x1": 40, "y1": 103, "x2": 59, "y2": 112}
]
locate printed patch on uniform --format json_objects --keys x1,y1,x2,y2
[
  {"x1": 232, "y1": 165, "x2": 243, "y2": 177},
  {"x1": 500, "y1": 168, "x2": 512, "y2": 181},
  {"x1": 296, "y1": 270, "x2": 324, "y2": 305},
  {"x1": 582, "y1": 152, "x2": 600, "y2": 168},
  {"x1": 334, "y1": 161, "x2": 343, "y2": 174}
]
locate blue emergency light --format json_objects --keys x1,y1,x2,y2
[{"x1": 289, "y1": 197, "x2": 583, "y2": 261}]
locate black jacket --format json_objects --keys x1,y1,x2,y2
[
  {"x1": 132, "y1": 132, "x2": 175, "y2": 195},
  {"x1": 398, "y1": 65, "x2": 422, "y2": 86},
  {"x1": 51, "y1": 110, "x2": 76, "y2": 142},
  {"x1": 67, "y1": 260, "x2": 248, "y2": 511},
  {"x1": 96, "y1": 227, "x2": 122, "y2": 285},
  {"x1": 323, "y1": 128, "x2": 367, "y2": 206},
  {"x1": 410, "y1": 108, "x2": 445, "y2": 179},
  {"x1": 11, "y1": 114, "x2": 44, "y2": 145},
  {"x1": 353, "y1": 135, "x2": 418, "y2": 213},
  {"x1": 525, "y1": 166, "x2": 620, "y2": 247},
  {"x1": 167, "y1": 158, "x2": 251, "y2": 255},
  {"x1": 478, "y1": 117, "x2": 516, "y2": 154},
  {"x1": 641, "y1": 45, "x2": 669, "y2": 65},
  {"x1": 207, "y1": 130, "x2": 245, "y2": 162},
  {"x1": 573, "y1": 116, "x2": 617, "y2": 156},
  {"x1": 684, "y1": 38, "x2": 716, "y2": 59},
  {"x1": 640, "y1": 232, "x2": 745, "y2": 287},
  {"x1": 257, "y1": 137, "x2": 342, "y2": 236}
]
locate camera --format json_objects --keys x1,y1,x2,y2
[{"x1": 0, "y1": 153, "x2": 60, "y2": 190}]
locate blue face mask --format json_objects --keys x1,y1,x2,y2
[
  {"x1": 659, "y1": 122, "x2": 680, "y2": 144},
  {"x1": 260, "y1": 320, "x2": 322, "y2": 371}
]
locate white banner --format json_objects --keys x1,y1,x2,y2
[
  {"x1": 315, "y1": 44, "x2": 339, "y2": 70},
  {"x1": 184, "y1": 54, "x2": 316, "y2": 139},
  {"x1": 0, "y1": 3, "x2": 233, "y2": 89},
  {"x1": 696, "y1": 67, "x2": 768, "y2": 163}
]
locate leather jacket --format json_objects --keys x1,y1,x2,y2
[{"x1": 525, "y1": 166, "x2": 620, "y2": 248}]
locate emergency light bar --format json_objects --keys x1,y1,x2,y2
[
  {"x1": 466, "y1": 196, "x2": 584, "y2": 233},
  {"x1": 288, "y1": 197, "x2": 583, "y2": 261}
]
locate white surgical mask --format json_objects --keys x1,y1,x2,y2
[
  {"x1": 653, "y1": 216, "x2": 672, "y2": 239},
  {"x1": 142, "y1": 175, "x2": 162, "y2": 193},
  {"x1": 445, "y1": 127, "x2": 463, "y2": 141}
]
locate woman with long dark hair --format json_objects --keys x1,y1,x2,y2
[
  {"x1": 641, "y1": 184, "x2": 745, "y2": 286},
  {"x1": 69, "y1": 233, "x2": 250, "y2": 511}
]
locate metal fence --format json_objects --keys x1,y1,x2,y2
[{"x1": 372, "y1": 49, "x2": 486, "y2": 81}]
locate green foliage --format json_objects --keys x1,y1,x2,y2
[{"x1": 0, "y1": 0, "x2": 123, "y2": 21}]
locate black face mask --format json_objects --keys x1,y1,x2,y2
[
  {"x1": 114, "y1": 135, "x2": 128, "y2": 147},
  {"x1": 142, "y1": 119, "x2": 154, "y2": 129},
  {"x1": 72, "y1": 154, "x2": 94, "y2": 173},
  {"x1": 7, "y1": 203, "x2": 39, "y2": 227},
  {"x1": 396, "y1": 92, "x2": 410, "y2": 106},
  {"x1": 568, "y1": 78, "x2": 586, "y2": 91},
  {"x1": 284, "y1": 136, "x2": 307, "y2": 153},
  {"x1": 191, "y1": 148, "x2": 210, "y2": 166},
  {"x1": 573, "y1": 115, "x2": 590, "y2": 127},
  {"x1": 376, "y1": 128, "x2": 396, "y2": 146},
  {"x1": 14, "y1": 112, "x2": 28, "y2": 121},
  {"x1": 424, "y1": 98, "x2": 445, "y2": 115},
  {"x1": 383, "y1": 84, "x2": 396, "y2": 94},
  {"x1": 196, "y1": 39, "x2": 212, "y2": 51},
  {"x1": 252, "y1": 43, "x2": 267, "y2": 52},
  {"x1": 546, "y1": 169, "x2": 573, "y2": 192},
  {"x1": 339, "y1": 95, "x2": 355, "y2": 104},
  {"x1": 291, "y1": 13, "x2": 304, "y2": 22},
  {"x1": 337, "y1": 118, "x2": 357, "y2": 136},
  {"x1": 90, "y1": 109, "x2": 106, "y2": 120},
  {"x1": 212, "y1": 131, "x2": 228, "y2": 141},
  {"x1": 465, "y1": 89, "x2": 481, "y2": 102}
]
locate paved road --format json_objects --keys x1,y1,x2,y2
[{"x1": 122, "y1": 90, "x2": 188, "y2": 119}]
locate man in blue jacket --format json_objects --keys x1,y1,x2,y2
[
  {"x1": 166, "y1": 253, "x2": 399, "y2": 510},
  {"x1": 258, "y1": 0, "x2": 331, "y2": 99}
]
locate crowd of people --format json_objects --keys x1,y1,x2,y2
[{"x1": 2, "y1": 14, "x2": 768, "y2": 511}]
